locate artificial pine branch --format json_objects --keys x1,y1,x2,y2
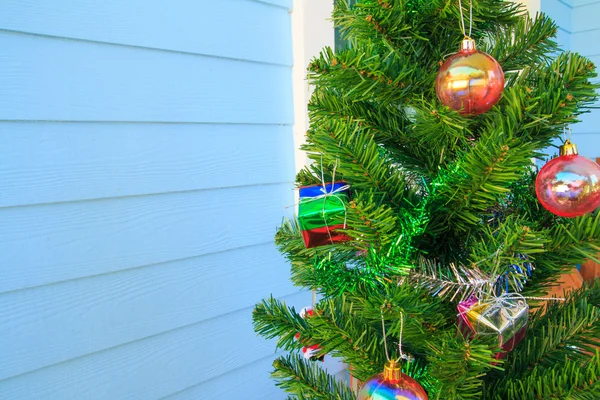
[
  {"x1": 525, "y1": 212, "x2": 600, "y2": 294},
  {"x1": 308, "y1": 46, "x2": 418, "y2": 104},
  {"x1": 489, "y1": 13, "x2": 558, "y2": 72},
  {"x1": 308, "y1": 91, "x2": 432, "y2": 176},
  {"x1": 333, "y1": 0, "x2": 431, "y2": 60},
  {"x1": 487, "y1": 353, "x2": 600, "y2": 400},
  {"x1": 485, "y1": 282, "x2": 600, "y2": 397},
  {"x1": 427, "y1": 131, "x2": 538, "y2": 236},
  {"x1": 303, "y1": 121, "x2": 416, "y2": 209},
  {"x1": 427, "y1": 331, "x2": 499, "y2": 399},
  {"x1": 349, "y1": 283, "x2": 456, "y2": 353},
  {"x1": 407, "y1": 98, "x2": 477, "y2": 174},
  {"x1": 275, "y1": 219, "x2": 358, "y2": 265},
  {"x1": 275, "y1": 218, "x2": 407, "y2": 296},
  {"x1": 289, "y1": 254, "x2": 397, "y2": 297},
  {"x1": 272, "y1": 354, "x2": 356, "y2": 400},
  {"x1": 343, "y1": 193, "x2": 400, "y2": 250},
  {"x1": 524, "y1": 52, "x2": 598, "y2": 131},
  {"x1": 289, "y1": 257, "x2": 365, "y2": 297},
  {"x1": 308, "y1": 90, "x2": 409, "y2": 148},
  {"x1": 254, "y1": 296, "x2": 384, "y2": 381},
  {"x1": 308, "y1": 296, "x2": 387, "y2": 381},
  {"x1": 568, "y1": 379, "x2": 600, "y2": 400},
  {"x1": 253, "y1": 297, "x2": 311, "y2": 352}
]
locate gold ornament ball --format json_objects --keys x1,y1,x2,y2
[{"x1": 436, "y1": 38, "x2": 505, "y2": 115}]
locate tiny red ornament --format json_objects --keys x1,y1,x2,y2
[
  {"x1": 294, "y1": 307, "x2": 324, "y2": 362},
  {"x1": 536, "y1": 140, "x2": 600, "y2": 217},
  {"x1": 357, "y1": 360, "x2": 428, "y2": 400},
  {"x1": 436, "y1": 38, "x2": 505, "y2": 115}
]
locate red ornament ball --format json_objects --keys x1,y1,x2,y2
[
  {"x1": 357, "y1": 361, "x2": 428, "y2": 400},
  {"x1": 436, "y1": 38, "x2": 504, "y2": 115},
  {"x1": 536, "y1": 140, "x2": 600, "y2": 217}
]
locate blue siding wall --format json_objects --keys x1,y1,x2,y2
[
  {"x1": 0, "y1": 0, "x2": 299, "y2": 398},
  {"x1": 543, "y1": 0, "x2": 600, "y2": 158},
  {"x1": 570, "y1": 0, "x2": 600, "y2": 155}
]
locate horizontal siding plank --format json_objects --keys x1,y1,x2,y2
[
  {"x1": 570, "y1": 129, "x2": 600, "y2": 158},
  {"x1": 0, "y1": 291, "x2": 310, "y2": 400},
  {"x1": 251, "y1": 0, "x2": 293, "y2": 10},
  {"x1": 572, "y1": 0, "x2": 600, "y2": 8},
  {"x1": 556, "y1": 27, "x2": 571, "y2": 50},
  {"x1": 542, "y1": 0, "x2": 572, "y2": 33},
  {"x1": 0, "y1": 33, "x2": 293, "y2": 124},
  {"x1": 162, "y1": 356, "x2": 285, "y2": 400},
  {"x1": 0, "y1": 1, "x2": 296, "y2": 399},
  {"x1": 0, "y1": 306, "x2": 284, "y2": 400},
  {"x1": 0, "y1": 0, "x2": 292, "y2": 66},
  {"x1": 573, "y1": 111, "x2": 600, "y2": 136},
  {"x1": 571, "y1": 29, "x2": 600, "y2": 55},
  {"x1": 165, "y1": 353, "x2": 346, "y2": 400},
  {"x1": 0, "y1": 244, "x2": 296, "y2": 380},
  {"x1": 0, "y1": 183, "x2": 295, "y2": 293},
  {"x1": 568, "y1": 132, "x2": 600, "y2": 159},
  {"x1": 0, "y1": 122, "x2": 294, "y2": 207},
  {"x1": 572, "y1": 2, "x2": 600, "y2": 32}
]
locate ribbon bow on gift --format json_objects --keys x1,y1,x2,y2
[
  {"x1": 475, "y1": 293, "x2": 529, "y2": 337},
  {"x1": 314, "y1": 159, "x2": 349, "y2": 214}
]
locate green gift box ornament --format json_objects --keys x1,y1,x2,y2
[{"x1": 298, "y1": 181, "x2": 351, "y2": 248}]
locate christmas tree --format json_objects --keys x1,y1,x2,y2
[{"x1": 253, "y1": 1, "x2": 600, "y2": 398}]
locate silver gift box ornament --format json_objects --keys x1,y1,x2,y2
[{"x1": 458, "y1": 294, "x2": 529, "y2": 358}]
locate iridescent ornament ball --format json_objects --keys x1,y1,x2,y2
[
  {"x1": 357, "y1": 361, "x2": 428, "y2": 400},
  {"x1": 536, "y1": 143, "x2": 600, "y2": 217},
  {"x1": 436, "y1": 38, "x2": 504, "y2": 115}
]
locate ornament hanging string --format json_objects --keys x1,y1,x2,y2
[
  {"x1": 562, "y1": 125, "x2": 572, "y2": 143},
  {"x1": 362, "y1": 312, "x2": 429, "y2": 399},
  {"x1": 317, "y1": 157, "x2": 349, "y2": 244},
  {"x1": 381, "y1": 309, "x2": 409, "y2": 363},
  {"x1": 458, "y1": 0, "x2": 473, "y2": 38}
]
